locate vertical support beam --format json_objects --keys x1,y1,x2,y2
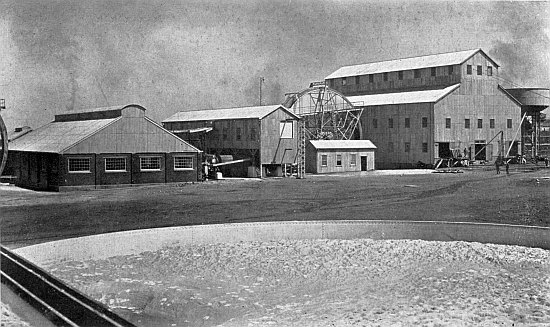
[{"x1": 506, "y1": 112, "x2": 527, "y2": 158}]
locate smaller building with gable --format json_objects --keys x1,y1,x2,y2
[{"x1": 8, "y1": 104, "x2": 201, "y2": 191}]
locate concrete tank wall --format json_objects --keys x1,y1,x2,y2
[{"x1": 13, "y1": 220, "x2": 550, "y2": 265}]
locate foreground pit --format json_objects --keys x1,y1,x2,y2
[{"x1": 44, "y1": 239, "x2": 550, "y2": 327}]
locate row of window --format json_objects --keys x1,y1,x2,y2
[
  {"x1": 445, "y1": 118, "x2": 512, "y2": 129},
  {"x1": 338, "y1": 63, "x2": 493, "y2": 86},
  {"x1": 67, "y1": 156, "x2": 194, "y2": 173},
  {"x1": 466, "y1": 65, "x2": 493, "y2": 76},
  {"x1": 387, "y1": 142, "x2": 429, "y2": 153},
  {"x1": 372, "y1": 117, "x2": 429, "y2": 129},
  {"x1": 320, "y1": 154, "x2": 357, "y2": 167}
]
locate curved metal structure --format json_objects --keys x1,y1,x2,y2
[
  {"x1": 0, "y1": 113, "x2": 7, "y2": 176},
  {"x1": 283, "y1": 84, "x2": 363, "y2": 140}
]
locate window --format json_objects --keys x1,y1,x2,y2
[
  {"x1": 350, "y1": 154, "x2": 357, "y2": 166},
  {"x1": 140, "y1": 157, "x2": 161, "y2": 171},
  {"x1": 321, "y1": 155, "x2": 328, "y2": 167},
  {"x1": 236, "y1": 127, "x2": 242, "y2": 140},
  {"x1": 465, "y1": 119, "x2": 470, "y2": 129},
  {"x1": 398, "y1": 71, "x2": 403, "y2": 80},
  {"x1": 467, "y1": 65, "x2": 472, "y2": 75},
  {"x1": 174, "y1": 156, "x2": 193, "y2": 170},
  {"x1": 388, "y1": 142, "x2": 394, "y2": 152},
  {"x1": 448, "y1": 65, "x2": 454, "y2": 75},
  {"x1": 223, "y1": 127, "x2": 228, "y2": 140},
  {"x1": 405, "y1": 117, "x2": 410, "y2": 128},
  {"x1": 68, "y1": 158, "x2": 91, "y2": 173},
  {"x1": 487, "y1": 66, "x2": 493, "y2": 76},
  {"x1": 105, "y1": 157, "x2": 126, "y2": 172},
  {"x1": 388, "y1": 118, "x2": 394, "y2": 128},
  {"x1": 431, "y1": 67, "x2": 436, "y2": 77},
  {"x1": 250, "y1": 127, "x2": 256, "y2": 141},
  {"x1": 507, "y1": 119, "x2": 513, "y2": 129},
  {"x1": 445, "y1": 118, "x2": 451, "y2": 129},
  {"x1": 336, "y1": 154, "x2": 342, "y2": 167},
  {"x1": 477, "y1": 119, "x2": 483, "y2": 129},
  {"x1": 280, "y1": 121, "x2": 293, "y2": 138},
  {"x1": 369, "y1": 74, "x2": 374, "y2": 83},
  {"x1": 422, "y1": 117, "x2": 428, "y2": 128},
  {"x1": 383, "y1": 72, "x2": 388, "y2": 82},
  {"x1": 355, "y1": 76, "x2": 360, "y2": 85},
  {"x1": 490, "y1": 119, "x2": 495, "y2": 129},
  {"x1": 477, "y1": 65, "x2": 482, "y2": 75},
  {"x1": 422, "y1": 143, "x2": 428, "y2": 153},
  {"x1": 414, "y1": 69, "x2": 421, "y2": 78},
  {"x1": 405, "y1": 142, "x2": 411, "y2": 153},
  {"x1": 342, "y1": 77, "x2": 347, "y2": 86},
  {"x1": 372, "y1": 118, "x2": 378, "y2": 128}
]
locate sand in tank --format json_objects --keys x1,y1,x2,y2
[{"x1": 45, "y1": 239, "x2": 550, "y2": 327}]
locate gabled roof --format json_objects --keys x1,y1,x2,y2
[
  {"x1": 347, "y1": 84, "x2": 460, "y2": 107},
  {"x1": 309, "y1": 140, "x2": 377, "y2": 150},
  {"x1": 8, "y1": 118, "x2": 119, "y2": 153},
  {"x1": 162, "y1": 105, "x2": 299, "y2": 123},
  {"x1": 326, "y1": 49, "x2": 498, "y2": 79}
]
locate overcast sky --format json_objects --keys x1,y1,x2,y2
[{"x1": 0, "y1": 0, "x2": 548, "y2": 131}]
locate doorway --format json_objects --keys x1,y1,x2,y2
[
  {"x1": 438, "y1": 143, "x2": 452, "y2": 158},
  {"x1": 475, "y1": 141, "x2": 486, "y2": 160},
  {"x1": 360, "y1": 156, "x2": 368, "y2": 171}
]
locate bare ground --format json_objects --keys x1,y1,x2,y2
[{"x1": 1, "y1": 166, "x2": 550, "y2": 248}]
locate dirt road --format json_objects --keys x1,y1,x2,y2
[{"x1": 1, "y1": 167, "x2": 549, "y2": 247}]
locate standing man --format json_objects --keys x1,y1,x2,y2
[
  {"x1": 495, "y1": 160, "x2": 500, "y2": 174},
  {"x1": 505, "y1": 160, "x2": 510, "y2": 175}
]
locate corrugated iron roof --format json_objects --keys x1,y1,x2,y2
[
  {"x1": 347, "y1": 84, "x2": 460, "y2": 107},
  {"x1": 309, "y1": 140, "x2": 377, "y2": 149},
  {"x1": 162, "y1": 105, "x2": 299, "y2": 123},
  {"x1": 56, "y1": 104, "x2": 145, "y2": 115},
  {"x1": 325, "y1": 49, "x2": 497, "y2": 79},
  {"x1": 8, "y1": 118, "x2": 119, "y2": 153}
]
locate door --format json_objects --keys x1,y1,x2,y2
[{"x1": 361, "y1": 156, "x2": 368, "y2": 171}]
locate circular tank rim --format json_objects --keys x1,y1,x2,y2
[{"x1": 12, "y1": 220, "x2": 550, "y2": 265}]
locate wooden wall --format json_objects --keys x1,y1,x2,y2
[
  {"x1": 360, "y1": 103, "x2": 434, "y2": 169},
  {"x1": 328, "y1": 65, "x2": 461, "y2": 96},
  {"x1": 305, "y1": 145, "x2": 375, "y2": 174},
  {"x1": 260, "y1": 109, "x2": 298, "y2": 165},
  {"x1": 434, "y1": 52, "x2": 521, "y2": 162}
]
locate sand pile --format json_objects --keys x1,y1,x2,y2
[{"x1": 45, "y1": 239, "x2": 550, "y2": 327}]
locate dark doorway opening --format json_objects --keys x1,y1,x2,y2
[
  {"x1": 360, "y1": 156, "x2": 368, "y2": 171},
  {"x1": 438, "y1": 143, "x2": 452, "y2": 158},
  {"x1": 475, "y1": 143, "x2": 486, "y2": 160}
]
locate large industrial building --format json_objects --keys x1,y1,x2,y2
[
  {"x1": 325, "y1": 49, "x2": 525, "y2": 168},
  {"x1": 162, "y1": 105, "x2": 300, "y2": 177},
  {"x1": 7, "y1": 104, "x2": 202, "y2": 191}
]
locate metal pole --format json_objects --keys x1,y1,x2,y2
[{"x1": 259, "y1": 77, "x2": 264, "y2": 106}]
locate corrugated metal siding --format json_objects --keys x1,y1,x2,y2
[
  {"x1": 360, "y1": 102, "x2": 434, "y2": 169},
  {"x1": 260, "y1": 109, "x2": 298, "y2": 165}
]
